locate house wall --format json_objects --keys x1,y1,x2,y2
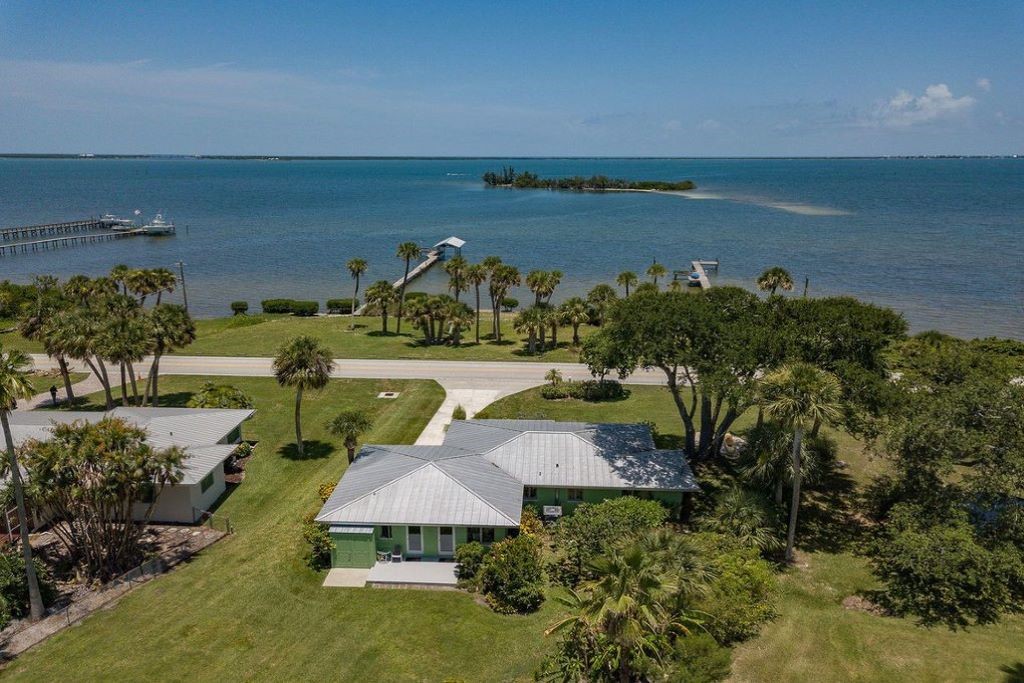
[
  {"x1": 333, "y1": 525, "x2": 513, "y2": 567},
  {"x1": 131, "y1": 463, "x2": 227, "y2": 524},
  {"x1": 329, "y1": 531, "x2": 376, "y2": 568},
  {"x1": 525, "y1": 487, "x2": 683, "y2": 518}
]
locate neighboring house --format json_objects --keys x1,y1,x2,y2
[
  {"x1": 316, "y1": 420, "x2": 699, "y2": 568},
  {"x1": 5, "y1": 407, "x2": 254, "y2": 524}
]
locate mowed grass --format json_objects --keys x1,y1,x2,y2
[
  {"x1": 5, "y1": 376, "x2": 563, "y2": 682},
  {"x1": 26, "y1": 371, "x2": 88, "y2": 397},
  {"x1": 2, "y1": 313, "x2": 592, "y2": 362},
  {"x1": 480, "y1": 386, "x2": 1024, "y2": 681}
]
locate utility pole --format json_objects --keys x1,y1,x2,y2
[{"x1": 176, "y1": 261, "x2": 189, "y2": 313}]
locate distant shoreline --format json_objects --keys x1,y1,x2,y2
[{"x1": 1, "y1": 154, "x2": 1020, "y2": 161}]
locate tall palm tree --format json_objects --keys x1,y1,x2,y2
[
  {"x1": 756, "y1": 266, "x2": 794, "y2": 296},
  {"x1": 443, "y1": 300, "x2": 474, "y2": 346},
  {"x1": 759, "y1": 362, "x2": 842, "y2": 562},
  {"x1": 327, "y1": 409, "x2": 374, "y2": 463},
  {"x1": 489, "y1": 264, "x2": 521, "y2": 342},
  {"x1": 513, "y1": 306, "x2": 544, "y2": 354},
  {"x1": 144, "y1": 304, "x2": 196, "y2": 406},
  {"x1": 364, "y1": 281, "x2": 397, "y2": 334},
  {"x1": 273, "y1": 336, "x2": 335, "y2": 456},
  {"x1": 346, "y1": 257, "x2": 368, "y2": 318},
  {"x1": 99, "y1": 296, "x2": 149, "y2": 406},
  {"x1": 0, "y1": 346, "x2": 45, "y2": 621},
  {"x1": 443, "y1": 255, "x2": 469, "y2": 303},
  {"x1": 39, "y1": 313, "x2": 77, "y2": 403},
  {"x1": 109, "y1": 264, "x2": 131, "y2": 295},
  {"x1": 559, "y1": 297, "x2": 590, "y2": 346},
  {"x1": 646, "y1": 260, "x2": 667, "y2": 286},
  {"x1": 616, "y1": 271, "x2": 638, "y2": 297},
  {"x1": 395, "y1": 242, "x2": 421, "y2": 333},
  {"x1": 465, "y1": 263, "x2": 488, "y2": 344},
  {"x1": 151, "y1": 268, "x2": 178, "y2": 305},
  {"x1": 526, "y1": 270, "x2": 548, "y2": 306}
]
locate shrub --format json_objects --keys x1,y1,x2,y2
[
  {"x1": 0, "y1": 548, "x2": 56, "y2": 626},
  {"x1": 540, "y1": 379, "x2": 625, "y2": 402},
  {"x1": 553, "y1": 497, "x2": 669, "y2": 585},
  {"x1": 301, "y1": 512, "x2": 332, "y2": 570},
  {"x1": 187, "y1": 382, "x2": 255, "y2": 409},
  {"x1": 318, "y1": 482, "x2": 336, "y2": 503},
  {"x1": 261, "y1": 298, "x2": 295, "y2": 314},
  {"x1": 519, "y1": 505, "x2": 544, "y2": 536},
  {"x1": 500, "y1": 297, "x2": 519, "y2": 311},
  {"x1": 690, "y1": 536, "x2": 778, "y2": 644},
  {"x1": 290, "y1": 300, "x2": 319, "y2": 316},
  {"x1": 454, "y1": 541, "x2": 489, "y2": 585},
  {"x1": 451, "y1": 404, "x2": 467, "y2": 420},
  {"x1": 479, "y1": 535, "x2": 545, "y2": 614},
  {"x1": 665, "y1": 632, "x2": 732, "y2": 683},
  {"x1": 326, "y1": 298, "x2": 358, "y2": 314},
  {"x1": 230, "y1": 301, "x2": 249, "y2": 315},
  {"x1": 698, "y1": 487, "x2": 784, "y2": 556},
  {"x1": 871, "y1": 504, "x2": 1023, "y2": 628}
]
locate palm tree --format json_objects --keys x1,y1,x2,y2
[
  {"x1": 364, "y1": 281, "x2": 397, "y2": 334},
  {"x1": 559, "y1": 297, "x2": 590, "y2": 346},
  {"x1": 0, "y1": 346, "x2": 45, "y2": 621},
  {"x1": 513, "y1": 306, "x2": 545, "y2": 354},
  {"x1": 756, "y1": 266, "x2": 794, "y2": 296},
  {"x1": 273, "y1": 336, "x2": 335, "y2": 456},
  {"x1": 489, "y1": 264, "x2": 521, "y2": 342},
  {"x1": 39, "y1": 313, "x2": 77, "y2": 403},
  {"x1": 586, "y1": 284, "x2": 618, "y2": 326},
  {"x1": 526, "y1": 270, "x2": 548, "y2": 306},
  {"x1": 109, "y1": 264, "x2": 130, "y2": 295},
  {"x1": 99, "y1": 297, "x2": 150, "y2": 406},
  {"x1": 465, "y1": 263, "x2": 488, "y2": 344},
  {"x1": 395, "y1": 242, "x2": 421, "y2": 333},
  {"x1": 646, "y1": 260, "x2": 667, "y2": 286},
  {"x1": 346, "y1": 258, "x2": 368, "y2": 317},
  {"x1": 443, "y1": 300, "x2": 474, "y2": 346},
  {"x1": 443, "y1": 255, "x2": 469, "y2": 303},
  {"x1": 144, "y1": 304, "x2": 196, "y2": 406},
  {"x1": 327, "y1": 409, "x2": 374, "y2": 463},
  {"x1": 150, "y1": 268, "x2": 178, "y2": 305},
  {"x1": 545, "y1": 368, "x2": 563, "y2": 385},
  {"x1": 616, "y1": 271, "x2": 638, "y2": 297},
  {"x1": 759, "y1": 362, "x2": 842, "y2": 562}
]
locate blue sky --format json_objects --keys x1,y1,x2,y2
[{"x1": 1, "y1": 1, "x2": 1021, "y2": 156}]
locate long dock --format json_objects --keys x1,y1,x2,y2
[
  {"x1": 390, "y1": 250, "x2": 440, "y2": 290},
  {"x1": 0, "y1": 218, "x2": 105, "y2": 242},
  {"x1": 354, "y1": 236, "x2": 465, "y2": 315},
  {"x1": 0, "y1": 229, "x2": 145, "y2": 256}
]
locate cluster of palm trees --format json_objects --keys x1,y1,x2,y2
[{"x1": 16, "y1": 267, "x2": 195, "y2": 409}]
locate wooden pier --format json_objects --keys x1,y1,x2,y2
[
  {"x1": 673, "y1": 258, "x2": 719, "y2": 289},
  {"x1": 0, "y1": 218, "x2": 105, "y2": 242},
  {"x1": 0, "y1": 229, "x2": 145, "y2": 257},
  {"x1": 355, "y1": 236, "x2": 465, "y2": 314}
]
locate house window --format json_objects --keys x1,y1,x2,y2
[
  {"x1": 523, "y1": 486, "x2": 538, "y2": 500},
  {"x1": 567, "y1": 488, "x2": 584, "y2": 502},
  {"x1": 467, "y1": 527, "x2": 496, "y2": 544},
  {"x1": 380, "y1": 525, "x2": 393, "y2": 539},
  {"x1": 200, "y1": 472, "x2": 215, "y2": 493}
]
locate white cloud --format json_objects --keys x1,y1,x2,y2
[
  {"x1": 976, "y1": 77, "x2": 992, "y2": 92},
  {"x1": 868, "y1": 83, "x2": 975, "y2": 128}
]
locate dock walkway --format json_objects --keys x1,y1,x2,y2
[
  {"x1": 0, "y1": 229, "x2": 145, "y2": 256},
  {"x1": 0, "y1": 219, "x2": 104, "y2": 242}
]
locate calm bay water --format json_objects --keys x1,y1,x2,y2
[{"x1": 0, "y1": 157, "x2": 1021, "y2": 339}]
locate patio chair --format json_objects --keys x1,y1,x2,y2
[{"x1": 391, "y1": 544, "x2": 403, "y2": 563}]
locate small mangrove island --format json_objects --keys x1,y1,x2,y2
[{"x1": 482, "y1": 166, "x2": 696, "y2": 192}]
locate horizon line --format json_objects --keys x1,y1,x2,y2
[{"x1": 1, "y1": 153, "x2": 1020, "y2": 161}]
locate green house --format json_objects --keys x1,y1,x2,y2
[{"x1": 316, "y1": 420, "x2": 699, "y2": 568}]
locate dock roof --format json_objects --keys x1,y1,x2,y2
[{"x1": 433, "y1": 236, "x2": 466, "y2": 249}]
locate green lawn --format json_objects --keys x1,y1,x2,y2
[
  {"x1": 478, "y1": 386, "x2": 1024, "y2": 681},
  {"x1": 2, "y1": 313, "x2": 592, "y2": 362},
  {"x1": 26, "y1": 371, "x2": 89, "y2": 397},
  {"x1": 5, "y1": 376, "x2": 564, "y2": 682}
]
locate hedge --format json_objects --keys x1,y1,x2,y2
[
  {"x1": 327, "y1": 298, "x2": 358, "y2": 314},
  {"x1": 501, "y1": 297, "x2": 519, "y2": 312},
  {"x1": 540, "y1": 379, "x2": 626, "y2": 401},
  {"x1": 230, "y1": 301, "x2": 249, "y2": 315},
  {"x1": 260, "y1": 299, "x2": 319, "y2": 316}
]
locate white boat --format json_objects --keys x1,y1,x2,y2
[
  {"x1": 100, "y1": 214, "x2": 136, "y2": 230},
  {"x1": 141, "y1": 214, "x2": 175, "y2": 235}
]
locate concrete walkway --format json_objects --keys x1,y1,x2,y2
[{"x1": 415, "y1": 382, "x2": 534, "y2": 445}]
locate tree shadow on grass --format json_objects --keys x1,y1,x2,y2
[
  {"x1": 797, "y1": 468, "x2": 868, "y2": 554},
  {"x1": 1000, "y1": 662, "x2": 1024, "y2": 683},
  {"x1": 277, "y1": 440, "x2": 336, "y2": 461},
  {"x1": 151, "y1": 391, "x2": 196, "y2": 408}
]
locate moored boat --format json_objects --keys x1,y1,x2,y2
[{"x1": 141, "y1": 214, "x2": 175, "y2": 235}]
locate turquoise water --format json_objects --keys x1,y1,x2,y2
[{"x1": 0, "y1": 157, "x2": 1021, "y2": 339}]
